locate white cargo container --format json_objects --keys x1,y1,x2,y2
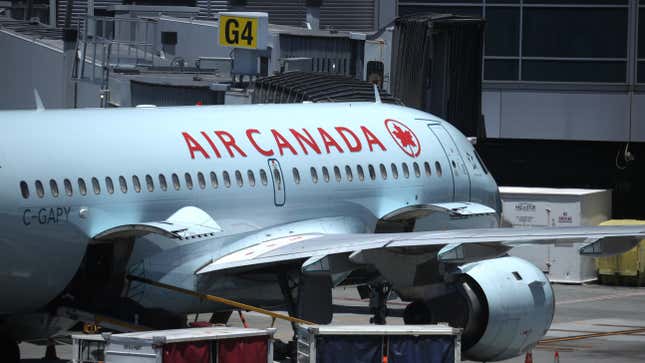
[
  {"x1": 500, "y1": 187, "x2": 612, "y2": 283},
  {"x1": 73, "y1": 326, "x2": 275, "y2": 363},
  {"x1": 296, "y1": 324, "x2": 461, "y2": 363}
]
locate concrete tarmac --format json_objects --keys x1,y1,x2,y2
[{"x1": 19, "y1": 283, "x2": 645, "y2": 362}]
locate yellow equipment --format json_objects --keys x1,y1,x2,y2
[{"x1": 596, "y1": 220, "x2": 645, "y2": 286}]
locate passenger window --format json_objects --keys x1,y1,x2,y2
[
  {"x1": 235, "y1": 170, "x2": 243, "y2": 187},
  {"x1": 105, "y1": 177, "x2": 114, "y2": 194},
  {"x1": 247, "y1": 170, "x2": 256, "y2": 187},
  {"x1": 133, "y1": 175, "x2": 142, "y2": 193},
  {"x1": 197, "y1": 172, "x2": 206, "y2": 189},
  {"x1": 424, "y1": 162, "x2": 432, "y2": 176},
  {"x1": 391, "y1": 163, "x2": 398, "y2": 179},
  {"x1": 185, "y1": 173, "x2": 193, "y2": 190},
  {"x1": 310, "y1": 167, "x2": 318, "y2": 184},
  {"x1": 172, "y1": 173, "x2": 180, "y2": 190},
  {"x1": 345, "y1": 165, "x2": 353, "y2": 182},
  {"x1": 20, "y1": 181, "x2": 29, "y2": 199},
  {"x1": 402, "y1": 163, "x2": 410, "y2": 178},
  {"x1": 435, "y1": 161, "x2": 443, "y2": 177},
  {"x1": 64, "y1": 179, "x2": 73, "y2": 196},
  {"x1": 413, "y1": 162, "x2": 421, "y2": 177},
  {"x1": 118, "y1": 176, "x2": 128, "y2": 193},
  {"x1": 210, "y1": 172, "x2": 219, "y2": 188},
  {"x1": 35, "y1": 180, "x2": 44, "y2": 198},
  {"x1": 322, "y1": 167, "x2": 330, "y2": 183},
  {"x1": 272, "y1": 168, "x2": 282, "y2": 190},
  {"x1": 146, "y1": 174, "x2": 154, "y2": 192},
  {"x1": 50, "y1": 179, "x2": 59, "y2": 197},
  {"x1": 357, "y1": 165, "x2": 365, "y2": 182},
  {"x1": 260, "y1": 169, "x2": 268, "y2": 186},
  {"x1": 334, "y1": 166, "x2": 341, "y2": 182},
  {"x1": 91, "y1": 177, "x2": 101, "y2": 195},
  {"x1": 368, "y1": 164, "x2": 376, "y2": 180},
  {"x1": 159, "y1": 174, "x2": 168, "y2": 191},
  {"x1": 379, "y1": 164, "x2": 387, "y2": 180},
  {"x1": 78, "y1": 178, "x2": 87, "y2": 196},
  {"x1": 292, "y1": 168, "x2": 300, "y2": 184},
  {"x1": 223, "y1": 171, "x2": 231, "y2": 188}
]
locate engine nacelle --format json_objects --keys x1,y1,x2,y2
[{"x1": 412, "y1": 257, "x2": 554, "y2": 362}]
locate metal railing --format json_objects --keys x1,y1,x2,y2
[{"x1": 74, "y1": 15, "x2": 157, "y2": 82}]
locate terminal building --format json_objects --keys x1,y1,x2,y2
[{"x1": 1, "y1": 0, "x2": 644, "y2": 216}]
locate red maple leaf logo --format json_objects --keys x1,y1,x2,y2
[{"x1": 392, "y1": 125, "x2": 416, "y2": 148}]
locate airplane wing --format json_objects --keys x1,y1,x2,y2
[{"x1": 195, "y1": 225, "x2": 645, "y2": 276}]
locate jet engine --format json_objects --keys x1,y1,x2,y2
[{"x1": 406, "y1": 257, "x2": 554, "y2": 362}]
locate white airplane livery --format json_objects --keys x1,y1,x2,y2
[{"x1": 1, "y1": 101, "x2": 644, "y2": 362}]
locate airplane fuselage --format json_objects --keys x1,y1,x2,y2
[{"x1": 0, "y1": 102, "x2": 499, "y2": 318}]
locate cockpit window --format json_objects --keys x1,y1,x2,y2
[{"x1": 474, "y1": 150, "x2": 490, "y2": 175}]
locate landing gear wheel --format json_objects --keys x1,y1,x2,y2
[
  {"x1": 0, "y1": 338, "x2": 19, "y2": 363},
  {"x1": 368, "y1": 282, "x2": 391, "y2": 325},
  {"x1": 403, "y1": 301, "x2": 432, "y2": 324}
]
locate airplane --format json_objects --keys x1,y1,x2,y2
[{"x1": 1, "y1": 99, "x2": 644, "y2": 363}]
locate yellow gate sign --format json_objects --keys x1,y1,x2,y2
[{"x1": 218, "y1": 13, "x2": 268, "y2": 50}]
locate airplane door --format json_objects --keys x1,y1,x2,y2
[
  {"x1": 428, "y1": 123, "x2": 471, "y2": 201},
  {"x1": 268, "y1": 158, "x2": 286, "y2": 206}
]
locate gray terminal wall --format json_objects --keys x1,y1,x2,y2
[{"x1": 0, "y1": 31, "x2": 64, "y2": 109}]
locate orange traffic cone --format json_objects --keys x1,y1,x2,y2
[
  {"x1": 524, "y1": 351, "x2": 533, "y2": 363},
  {"x1": 554, "y1": 351, "x2": 560, "y2": 363}
]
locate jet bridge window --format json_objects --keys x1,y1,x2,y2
[
  {"x1": 146, "y1": 174, "x2": 155, "y2": 192},
  {"x1": 35, "y1": 180, "x2": 44, "y2": 198},
  {"x1": 50, "y1": 179, "x2": 59, "y2": 197},
  {"x1": 310, "y1": 167, "x2": 318, "y2": 184},
  {"x1": 119, "y1": 176, "x2": 128, "y2": 193},
  {"x1": 247, "y1": 170, "x2": 256, "y2": 187},
  {"x1": 379, "y1": 164, "x2": 387, "y2": 180},
  {"x1": 159, "y1": 174, "x2": 168, "y2": 191},
  {"x1": 402, "y1": 163, "x2": 410, "y2": 178},
  {"x1": 91, "y1": 177, "x2": 101, "y2": 195},
  {"x1": 345, "y1": 165, "x2": 353, "y2": 182},
  {"x1": 185, "y1": 173, "x2": 193, "y2": 190},
  {"x1": 223, "y1": 171, "x2": 231, "y2": 188},
  {"x1": 368, "y1": 165, "x2": 376, "y2": 180},
  {"x1": 424, "y1": 162, "x2": 432, "y2": 176},
  {"x1": 235, "y1": 170, "x2": 244, "y2": 187},
  {"x1": 391, "y1": 163, "x2": 399, "y2": 179},
  {"x1": 197, "y1": 172, "x2": 206, "y2": 189},
  {"x1": 413, "y1": 162, "x2": 421, "y2": 178},
  {"x1": 105, "y1": 177, "x2": 114, "y2": 194},
  {"x1": 435, "y1": 161, "x2": 443, "y2": 177},
  {"x1": 260, "y1": 169, "x2": 268, "y2": 186},
  {"x1": 133, "y1": 175, "x2": 142, "y2": 193},
  {"x1": 64, "y1": 179, "x2": 73, "y2": 196},
  {"x1": 292, "y1": 168, "x2": 301, "y2": 184},
  {"x1": 210, "y1": 172, "x2": 219, "y2": 188},
  {"x1": 322, "y1": 167, "x2": 330, "y2": 183},
  {"x1": 357, "y1": 165, "x2": 365, "y2": 182},
  {"x1": 20, "y1": 181, "x2": 29, "y2": 199},
  {"x1": 172, "y1": 173, "x2": 180, "y2": 191},
  {"x1": 78, "y1": 178, "x2": 87, "y2": 196}
]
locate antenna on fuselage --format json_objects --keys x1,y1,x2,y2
[
  {"x1": 373, "y1": 84, "x2": 382, "y2": 104},
  {"x1": 33, "y1": 89, "x2": 45, "y2": 111}
]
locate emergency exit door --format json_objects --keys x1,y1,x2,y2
[
  {"x1": 428, "y1": 123, "x2": 471, "y2": 201},
  {"x1": 268, "y1": 158, "x2": 285, "y2": 206}
]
